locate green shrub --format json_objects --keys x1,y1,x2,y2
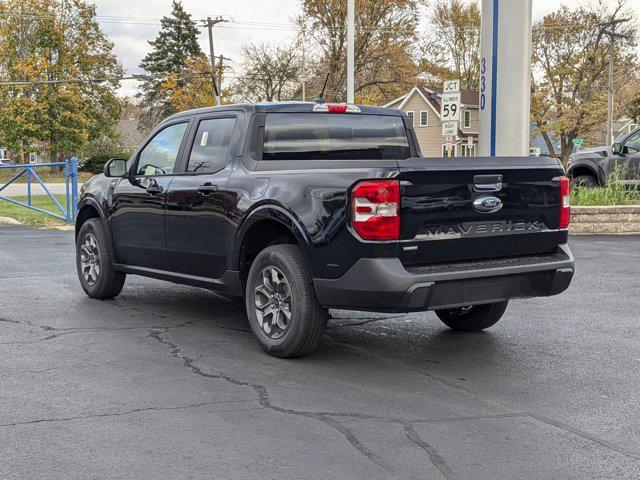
[{"x1": 79, "y1": 154, "x2": 130, "y2": 174}]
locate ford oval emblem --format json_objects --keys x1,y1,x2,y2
[{"x1": 473, "y1": 195, "x2": 503, "y2": 213}]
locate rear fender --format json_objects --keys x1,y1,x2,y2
[{"x1": 230, "y1": 204, "x2": 312, "y2": 271}]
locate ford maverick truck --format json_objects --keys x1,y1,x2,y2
[{"x1": 75, "y1": 102, "x2": 574, "y2": 357}]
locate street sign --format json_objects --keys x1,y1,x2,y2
[
  {"x1": 442, "y1": 121, "x2": 457, "y2": 137},
  {"x1": 572, "y1": 138, "x2": 584, "y2": 146},
  {"x1": 443, "y1": 80, "x2": 460, "y2": 93},
  {"x1": 441, "y1": 92, "x2": 461, "y2": 122}
]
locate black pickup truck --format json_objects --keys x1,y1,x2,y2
[{"x1": 76, "y1": 102, "x2": 574, "y2": 357}]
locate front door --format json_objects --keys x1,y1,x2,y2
[
  {"x1": 110, "y1": 121, "x2": 190, "y2": 270},
  {"x1": 166, "y1": 115, "x2": 238, "y2": 279},
  {"x1": 619, "y1": 130, "x2": 640, "y2": 186}
]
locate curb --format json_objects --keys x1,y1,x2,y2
[
  {"x1": 571, "y1": 205, "x2": 640, "y2": 235},
  {"x1": 0, "y1": 216, "x2": 21, "y2": 225}
]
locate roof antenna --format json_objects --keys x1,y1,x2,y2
[{"x1": 314, "y1": 72, "x2": 330, "y2": 104}]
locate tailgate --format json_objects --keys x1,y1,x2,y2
[{"x1": 397, "y1": 156, "x2": 567, "y2": 267}]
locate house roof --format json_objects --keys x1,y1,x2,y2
[{"x1": 384, "y1": 86, "x2": 480, "y2": 118}]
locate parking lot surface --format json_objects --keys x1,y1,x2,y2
[{"x1": 1, "y1": 226, "x2": 639, "y2": 479}]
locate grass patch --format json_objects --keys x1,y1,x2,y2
[
  {"x1": 0, "y1": 195, "x2": 70, "y2": 227},
  {"x1": 572, "y1": 186, "x2": 640, "y2": 206}
]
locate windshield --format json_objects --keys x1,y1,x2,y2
[{"x1": 263, "y1": 113, "x2": 411, "y2": 161}]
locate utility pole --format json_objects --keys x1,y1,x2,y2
[
  {"x1": 204, "y1": 16, "x2": 227, "y2": 106},
  {"x1": 346, "y1": 0, "x2": 355, "y2": 104},
  {"x1": 598, "y1": 18, "x2": 630, "y2": 146},
  {"x1": 217, "y1": 55, "x2": 229, "y2": 94},
  {"x1": 301, "y1": 27, "x2": 307, "y2": 102}
]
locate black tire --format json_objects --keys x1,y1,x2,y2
[
  {"x1": 76, "y1": 218, "x2": 126, "y2": 299},
  {"x1": 572, "y1": 175, "x2": 599, "y2": 188},
  {"x1": 245, "y1": 244, "x2": 328, "y2": 358},
  {"x1": 435, "y1": 301, "x2": 509, "y2": 332}
]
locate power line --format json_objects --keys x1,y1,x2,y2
[{"x1": 0, "y1": 72, "x2": 211, "y2": 86}]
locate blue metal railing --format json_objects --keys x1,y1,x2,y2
[{"x1": 0, "y1": 157, "x2": 78, "y2": 224}]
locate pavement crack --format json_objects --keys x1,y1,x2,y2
[
  {"x1": 525, "y1": 412, "x2": 640, "y2": 461},
  {"x1": 0, "y1": 400, "x2": 256, "y2": 428},
  {"x1": 149, "y1": 327, "x2": 394, "y2": 474},
  {"x1": 402, "y1": 421, "x2": 458, "y2": 480}
]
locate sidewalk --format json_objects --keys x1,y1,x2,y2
[{"x1": 0, "y1": 183, "x2": 82, "y2": 197}]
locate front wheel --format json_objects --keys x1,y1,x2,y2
[
  {"x1": 76, "y1": 218, "x2": 126, "y2": 299},
  {"x1": 572, "y1": 175, "x2": 598, "y2": 188},
  {"x1": 435, "y1": 301, "x2": 509, "y2": 332},
  {"x1": 245, "y1": 244, "x2": 328, "y2": 358}
]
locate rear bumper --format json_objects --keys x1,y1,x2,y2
[{"x1": 313, "y1": 244, "x2": 574, "y2": 313}]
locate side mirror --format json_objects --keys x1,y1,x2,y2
[
  {"x1": 104, "y1": 158, "x2": 127, "y2": 177},
  {"x1": 612, "y1": 143, "x2": 623, "y2": 155}
]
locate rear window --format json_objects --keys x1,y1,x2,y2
[{"x1": 263, "y1": 113, "x2": 411, "y2": 160}]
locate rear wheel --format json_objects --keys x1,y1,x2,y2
[
  {"x1": 76, "y1": 218, "x2": 126, "y2": 299},
  {"x1": 435, "y1": 301, "x2": 509, "y2": 332},
  {"x1": 245, "y1": 244, "x2": 328, "y2": 358},
  {"x1": 572, "y1": 175, "x2": 598, "y2": 188}
]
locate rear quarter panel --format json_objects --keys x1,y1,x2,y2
[{"x1": 226, "y1": 159, "x2": 401, "y2": 279}]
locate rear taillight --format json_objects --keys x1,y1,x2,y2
[
  {"x1": 559, "y1": 176, "x2": 571, "y2": 229},
  {"x1": 351, "y1": 180, "x2": 400, "y2": 240}
]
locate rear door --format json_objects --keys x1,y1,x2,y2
[
  {"x1": 165, "y1": 114, "x2": 240, "y2": 278},
  {"x1": 110, "y1": 120, "x2": 190, "y2": 270},
  {"x1": 396, "y1": 157, "x2": 566, "y2": 267}
]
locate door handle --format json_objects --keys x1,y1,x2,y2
[
  {"x1": 146, "y1": 185, "x2": 163, "y2": 195},
  {"x1": 197, "y1": 183, "x2": 218, "y2": 195}
]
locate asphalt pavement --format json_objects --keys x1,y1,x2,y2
[{"x1": 0, "y1": 226, "x2": 639, "y2": 479}]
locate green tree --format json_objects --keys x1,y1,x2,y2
[
  {"x1": 138, "y1": 0, "x2": 204, "y2": 133},
  {"x1": 0, "y1": 0, "x2": 123, "y2": 163}
]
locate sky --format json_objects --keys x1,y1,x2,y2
[{"x1": 92, "y1": 0, "x2": 640, "y2": 98}]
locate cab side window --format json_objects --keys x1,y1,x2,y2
[
  {"x1": 187, "y1": 117, "x2": 236, "y2": 173},
  {"x1": 136, "y1": 122, "x2": 189, "y2": 176},
  {"x1": 625, "y1": 131, "x2": 640, "y2": 154}
]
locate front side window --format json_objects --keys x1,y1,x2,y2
[
  {"x1": 136, "y1": 122, "x2": 188, "y2": 176},
  {"x1": 187, "y1": 117, "x2": 236, "y2": 173},
  {"x1": 263, "y1": 113, "x2": 411, "y2": 161},
  {"x1": 624, "y1": 130, "x2": 640, "y2": 154}
]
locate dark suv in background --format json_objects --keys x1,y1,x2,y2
[{"x1": 568, "y1": 127, "x2": 640, "y2": 187}]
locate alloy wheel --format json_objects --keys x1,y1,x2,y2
[
  {"x1": 80, "y1": 232, "x2": 101, "y2": 286},
  {"x1": 253, "y1": 266, "x2": 292, "y2": 339}
]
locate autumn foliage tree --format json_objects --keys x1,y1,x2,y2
[
  {"x1": 296, "y1": 0, "x2": 419, "y2": 105},
  {"x1": 161, "y1": 57, "x2": 219, "y2": 112},
  {"x1": 232, "y1": 43, "x2": 301, "y2": 103},
  {"x1": 0, "y1": 0, "x2": 122, "y2": 163},
  {"x1": 419, "y1": 0, "x2": 480, "y2": 91},
  {"x1": 531, "y1": 1, "x2": 637, "y2": 164}
]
